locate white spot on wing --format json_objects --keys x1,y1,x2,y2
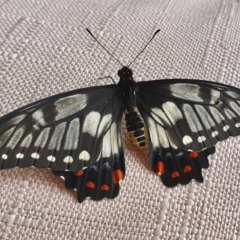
[
  {"x1": 55, "y1": 94, "x2": 88, "y2": 121},
  {"x1": 101, "y1": 121, "x2": 121, "y2": 157},
  {"x1": 182, "y1": 135, "x2": 193, "y2": 145},
  {"x1": 162, "y1": 101, "x2": 183, "y2": 124},
  {"x1": 210, "y1": 89, "x2": 221, "y2": 104},
  {"x1": 102, "y1": 129, "x2": 111, "y2": 158},
  {"x1": 63, "y1": 156, "x2": 73, "y2": 163},
  {"x1": 97, "y1": 114, "x2": 112, "y2": 137},
  {"x1": 211, "y1": 131, "x2": 218, "y2": 137},
  {"x1": 16, "y1": 153, "x2": 24, "y2": 159},
  {"x1": 64, "y1": 118, "x2": 80, "y2": 150},
  {"x1": 147, "y1": 117, "x2": 170, "y2": 148},
  {"x1": 34, "y1": 127, "x2": 51, "y2": 148},
  {"x1": 49, "y1": 122, "x2": 67, "y2": 150},
  {"x1": 20, "y1": 134, "x2": 33, "y2": 147},
  {"x1": 47, "y1": 155, "x2": 56, "y2": 162},
  {"x1": 60, "y1": 176, "x2": 65, "y2": 180},
  {"x1": 32, "y1": 110, "x2": 47, "y2": 126},
  {"x1": 170, "y1": 83, "x2": 203, "y2": 102},
  {"x1": 183, "y1": 104, "x2": 203, "y2": 132},
  {"x1": 82, "y1": 111, "x2": 101, "y2": 137},
  {"x1": 79, "y1": 150, "x2": 90, "y2": 161},
  {"x1": 235, "y1": 123, "x2": 240, "y2": 128},
  {"x1": 209, "y1": 107, "x2": 225, "y2": 123},
  {"x1": 10, "y1": 115, "x2": 26, "y2": 125},
  {"x1": 230, "y1": 101, "x2": 240, "y2": 116},
  {"x1": 0, "y1": 127, "x2": 15, "y2": 148},
  {"x1": 7, "y1": 128, "x2": 24, "y2": 149},
  {"x1": 31, "y1": 152, "x2": 40, "y2": 159},
  {"x1": 150, "y1": 108, "x2": 165, "y2": 125},
  {"x1": 157, "y1": 123, "x2": 169, "y2": 149},
  {"x1": 118, "y1": 129, "x2": 122, "y2": 147},
  {"x1": 2, "y1": 154, "x2": 8, "y2": 160},
  {"x1": 223, "y1": 125, "x2": 229, "y2": 131},
  {"x1": 197, "y1": 136, "x2": 206, "y2": 143},
  {"x1": 225, "y1": 91, "x2": 240, "y2": 98},
  {"x1": 224, "y1": 108, "x2": 236, "y2": 119},
  {"x1": 147, "y1": 117, "x2": 159, "y2": 148},
  {"x1": 110, "y1": 122, "x2": 119, "y2": 155},
  {"x1": 195, "y1": 105, "x2": 215, "y2": 130}
]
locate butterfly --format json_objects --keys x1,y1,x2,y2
[{"x1": 1, "y1": 30, "x2": 240, "y2": 203}]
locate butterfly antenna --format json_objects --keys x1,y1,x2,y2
[
  {"x1": 86, "y1": 28, "x2": 124, "y2": 67},
  {"x1": 128, "y1": 29, "x2": 161, "y2": 68}
]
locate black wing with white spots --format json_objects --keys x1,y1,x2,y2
[
  {"x1": 0, "y1": 85, "x2": 124, "y2": 172},
  {"x1": 137, "y1": 79, "x2": 240, "y2": 151},
  {"x1": 52, "y1": 148, "x2": 125, "y2": 202},
  {"x1": 0, "y1": 84, "x2": 126, "y2": 201},
  {"x1": 137, "y1": 79, "x2": 240, "y2": 186}
]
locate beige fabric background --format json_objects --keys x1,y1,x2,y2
[{"x1": 0, "y1": 0, "x2": 240, "y2": 239}]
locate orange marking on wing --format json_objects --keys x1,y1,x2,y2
[
  {"x1": 189, "y1": 151, "x2": 199, "y2": 158},
  {"x1": 184, "y1": 165, "x2": 192, "y2": 173},
  {"x1": 101, "y1": 184, "x2": 109, "y2": 191},
  {"x1": 171, "y1": 171, "x2": 180, "y2": 178},
  {"x1": 86, "y1": 181, "x2": 95, "y2": 189},
  {"x1": 74, "y1": 170, "x2": 84, "y2": 176},
  {"x1": 155, "y1": 161, "x2": 165, "y2": 175},
  {"x1": 113, "y1": 170, "x2": 123, "y2": 184}
]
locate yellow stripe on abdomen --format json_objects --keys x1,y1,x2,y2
[{"x1": 125, "y1": 109, "x2": 146, "y2": 148}]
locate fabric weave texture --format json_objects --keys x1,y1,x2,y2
[{"x1": 0, "y1": 0, "x2": 239, "y2": 239}]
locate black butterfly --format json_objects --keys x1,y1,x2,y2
[{"x1": 1, "y1": 30, "x2": 240, "y2": 203}]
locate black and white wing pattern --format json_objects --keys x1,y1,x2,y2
[
  {"x1": 137, "y1": 79, "x2": 240, "y2": 186},
  {"x1": 52, "y1": 151, "x2": 125, "y2": 202},
  {"x1": 0, "y1": 85, "x2": 125, "y2": 201}
]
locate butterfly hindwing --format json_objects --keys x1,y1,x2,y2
[
  {"x1": 138, "y1": 100, "x2": 216, "y2": 186},
  {"x1": 0, "y1": 85, "x2": 124, "y2": 173},
  {"x1": 136, "y1": 79, "x2": 240, "y2": 186},
  {"x1": 52, "y1": 146, "x2": 125, "y2": 202},
  {"x1": 152, "y1": 146, "x2": 215, "y2": 187}
]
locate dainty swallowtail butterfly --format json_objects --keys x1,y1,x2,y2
[{"x1": 0, "y1": 29, "x2": 240, "y2": 203}]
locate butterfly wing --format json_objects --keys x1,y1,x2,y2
[
  {"x1": 137, "y1": 79, "x2": 240, "y2": 186},
  {"x1": 0, "y1": 84, "x2": 125, "y2": 201},
  {"x1": 52, "y1": 148, "x2": 125, "y2": 202},
  {"x1": 0, "y1": 85, "x2": 124, "y2": 174},
  {"x1": 149, "y1": 142, "x2": 215, "y2": 187}
]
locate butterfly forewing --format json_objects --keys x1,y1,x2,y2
[
  {"x1": 137, "y1": 79, "x2": 240, "y2": 152},
  {"x1": 0, "y1": 85, "x2": 124, "y2": 172}
]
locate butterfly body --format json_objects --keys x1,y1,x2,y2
[{"x1": 117, "y1": 66, "x2": 146, "y2": 148}]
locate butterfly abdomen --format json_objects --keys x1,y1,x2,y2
[{"x1": 125, "y1": 108, "x2": 146, "y2": 148}]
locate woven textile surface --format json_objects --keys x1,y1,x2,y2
[{"x1": 0, "y1": 0, "x2": 240, "y2": 239}]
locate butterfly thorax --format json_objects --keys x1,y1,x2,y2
[{"x1": 117, "y1": 66, "x2": 146, "y2": 148}]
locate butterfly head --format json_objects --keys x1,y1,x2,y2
[{"x1": 118, "y1": 67, "x2": 133, "y2": 81}]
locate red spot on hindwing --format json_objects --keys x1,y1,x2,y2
[
  {"x1": 189, "y1": 151, "x2": 199, "y2": 158},
  {"x1": 86, "y1": 181, "x2": 95, "y2": 189},
  {"x1": 74, "y1": 170, "x2": 84, "y2": 176},
  {"x1": 184, "y1": 165, "x2": 192, "y2": 173},
  {"x1": 101, "y1": 185, "x2": 110, "y2": 191},
  {"x1": 113, "y1": 170, "x2": 124, "y2": 184},
  {"x1": 155, "y1": 161, "x2": 165, "y2": 175},
  {"x1": 171, "y1": 171, "x2": 180, "y2": 178}
]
